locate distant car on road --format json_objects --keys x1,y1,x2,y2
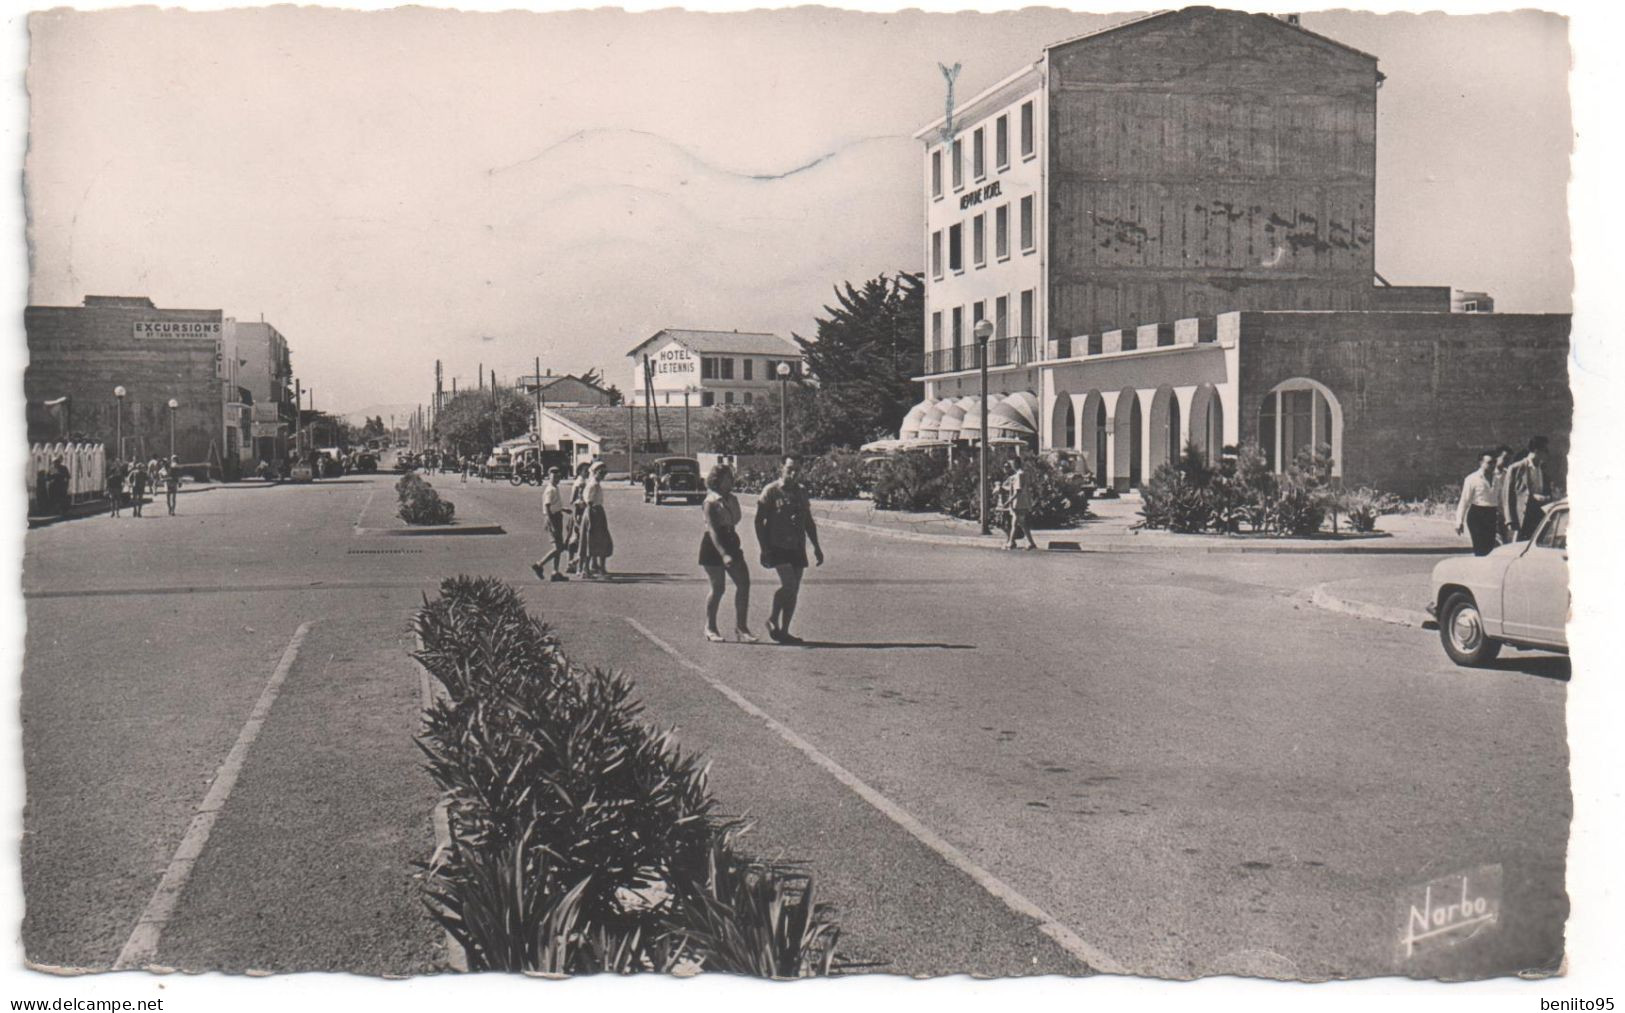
[
  {"x1": 1428, "y1": 499, "x2": 1568, "y2": 666},
  {"x1": 646, "y1": 456, "x2": 704, "y2": 505}
]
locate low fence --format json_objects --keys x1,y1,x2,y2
[{"x1": 26, "y1": 442, "x2": 106, "y2": 514}]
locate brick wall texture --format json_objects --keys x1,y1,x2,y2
[
  {"x1": 1237, "y1": 311, "x2": 1572, "y2": 498},
  {"x1": 25, "y1": 302, "x2": 226, "y2": 465},
  {"x1": 1047, "y1": 8, "x2": 1378, "y2": 339}
]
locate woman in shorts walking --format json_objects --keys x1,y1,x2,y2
[
  {"x1": 699, "y1": 463, "x2": 757, "y2": 643},
  {"x1": 754, "y1": 455, "x2": 824, "y2": 644}
]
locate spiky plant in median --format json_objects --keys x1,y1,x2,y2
[{"x1": 415, "y1": 576, "x2": 843, "y2": 976}]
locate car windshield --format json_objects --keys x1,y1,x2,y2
[
  {"x1": 663, "y1": 461, "x2": 698, "y2": 473},
  {"x1": 1535, "y1": 508, "x2": 1567, "y2": 551}
]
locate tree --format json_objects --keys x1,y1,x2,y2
[
  {"x1": 436, "y1": 388, "x2": 535, "y2": 455},
  {"x1": 603, "y1": 384, "x2": 625, "y2": 407},
  {"x1": 361, "y1": 415, "x2": 386, "y2": 440},
  {"x1": 792, "y1": 271, "x2": 925, "y2": 451}
]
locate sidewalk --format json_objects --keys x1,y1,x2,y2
[
  {"x1": 737, "y1": 490, "x2": 1470, "y2": 557},
  {"x1": 26, "y1": 482, "x2": 223, "y2": 529}
]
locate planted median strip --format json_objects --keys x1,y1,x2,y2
[{"x1": 411, "y1": 576, "x2": 841, "y2": 976}]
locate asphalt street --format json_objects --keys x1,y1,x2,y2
[{"x1": 20, "y1": 467, "x2": 1570, "y2": 979}]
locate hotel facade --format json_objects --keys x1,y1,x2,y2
[{"x1": 904, "y1": 8, "x2": 1569, "y2": 497}]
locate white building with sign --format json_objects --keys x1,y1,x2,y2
[{"x1": 625, "y1": 328, "x2": 803, "y2": 407}]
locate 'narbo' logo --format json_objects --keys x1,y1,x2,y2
[{"x1": 1400, "y1": 864, "x2": 1502, "y2": 960}]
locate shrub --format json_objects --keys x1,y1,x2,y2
[
  {"x1": 413, "y1": 576, "x2": 840, "y2": 976},
  {"x1": 869, "y1": 452, "x2": 946, "y2": 512},
  {"x1": 1269, "y1": 445, "x2": 1334, "y2": 536},
  {"x1": 397, "y1": 472, "x2": 456, "y2": 525},
  {"x1": 1334, "y1": 486, "x2": 1402, "y2": 533},
  {"x1": 797, "y1": 449, "x2": 869, "y2": 500}
]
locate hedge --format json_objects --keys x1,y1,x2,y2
[{"x1": 413, "y1": 577, "x2": 840, "y2": 975}]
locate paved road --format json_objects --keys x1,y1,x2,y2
[{"x1": 20, "y1": 469, "x2": 1569, "y2": 979}]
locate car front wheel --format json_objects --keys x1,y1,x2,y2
[{"x1": 1440, "y1": 591, "x2": 1502, "y2": 667}]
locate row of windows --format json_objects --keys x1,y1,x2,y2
[
  {"x1": 653, "y1": 389, "x2": 761, "y2": 406},
  {"x1": 698, "y1": 356, "x2": 794, "y2": 381},
  {"x1": 929, "y1": 289, "x2": 1038, "y2": 350},
  {"x1": 930, "y1": 99, "x2": 1037, "y2": 199},
  {"x1": 930, "y1": 197, "x2": 1036, "y2": 278}
]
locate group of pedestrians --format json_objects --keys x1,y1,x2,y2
[
  {"x1": 1454, "y1": 435, "x2": 1555, "y2": 556},
  {"x1": 528, "y1": 454, "x2": 826, "y2": 644},
  {"x1": 531, "y1": 461, "x2": 614, "y2": 581},
  {"x1": 699, "y1": 456, "x2": 825, "y2": 644},
  {"x1": 106, "y1": 456, "x2": 181, "y2": 519}
]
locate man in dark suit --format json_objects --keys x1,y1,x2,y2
[{"x1": 1502, "y1": 435, "x2": 1553, "y2": 541}]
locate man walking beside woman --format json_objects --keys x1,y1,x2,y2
[{"x1": 696, "y1": 456, "x2": 827, "y2": 645}]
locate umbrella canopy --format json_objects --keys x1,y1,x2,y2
[
  {"x1": 917, "y1": 397, "x2": 960, "y2": 441},
  {"x1": 898, "y1": 400, "x2": 931, "y2": 440},
  {"x1": 957, "y1": 394, "x2": 989, "y2": 442},
  {"x1": 989, "y1": 390, "x2": 1039, "y2": 437},
  {"x1": 936, "y1": 399, "x2": 968, "y2": 438}
]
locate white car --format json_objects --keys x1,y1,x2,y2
[{"x1": 1428, "y1": 498, "x2": 1568, "y2": 666}]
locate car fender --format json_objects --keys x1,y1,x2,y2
[{"x1": 1431, "y1": 550, "x2": 1518, "y2": 637}]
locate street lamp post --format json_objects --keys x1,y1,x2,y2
[
  {"x1": 775, "y1": 361, "x2": 792, "y2": 457},
  {"x1": 167, "y1": 399, "x2": 179, "y2": 460},
  {"x1": 113, "y1": 386, "x2": 126, "y2": 459},
  {"x1": 973, "y1": 318, "x2": 995, "y2": 535}
]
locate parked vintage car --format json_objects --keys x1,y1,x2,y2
[
  {"x1": 1428, "y1": 498, "x2": 1568, "y2": 666},
  {"x1": 646, "y1": 456, "x2": 705, "y2": 505}
]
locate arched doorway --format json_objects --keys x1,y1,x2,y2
[
  {"x1": 1079, "y1": 391, "x2": 1107, "y2": 483},
  {"x1": 1113, "y1": 388, "x2": 1142, "y2": 490},
  {"x1": 1258, "y1": 378, "x2": 1342, "y2": 475},
  {"x1": 1190, "y1": 383, "x2": 1224, "y2": 464},
  {"x1": 1049, "y1": 393, "x2": 1077, "y2": 451},
  {"x1": 1148, "y1": 385, "x2": 1180, "y2": 472}
]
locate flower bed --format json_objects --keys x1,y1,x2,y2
[
  {"x1": 413, "y1": 576, "x2": 840, "y2": 975},
  {"x1": 1136, "y1": 443, "x2": 1402, "y2": 536}
]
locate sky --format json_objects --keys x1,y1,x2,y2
[{"x1": 23, "y1": 6, "x2": 1572, "y2": 418}]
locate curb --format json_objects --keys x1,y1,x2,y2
[
  {"x1": 412, "y1": 630, "x2": 470, "y2": 974},
  {"x1": 1308, "y1": 583, "x2": 1433, "y2": 629},
  {"x1": 812, "y1": 514, "x2": 1464, "y2": 557},
  {"x1": 355, "y1": 523, "x2": 506, "y2": 537}
]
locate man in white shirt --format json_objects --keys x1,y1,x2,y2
[
  {"x1": 531, "y1": 467, "x2": 569, "y2": 582},
  {"x1": 1455, "y1": 450, "x2": 1500, "y2": 556}
]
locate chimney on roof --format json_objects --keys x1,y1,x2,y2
[{"x1": 1278, "y1": 12, "x2": 1301, "y2": 25}]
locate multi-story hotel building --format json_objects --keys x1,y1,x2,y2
[
  {"x1": 626, "y1": 328, "x2": 803, "y2": 407},
  {"x1": 902, "y1": 8, "x2": 1570, "y2": 496}
]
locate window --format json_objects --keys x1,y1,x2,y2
[
  {"x1": 1259, "y1": 381, "x2": 1341, "y2": 476},
  {"x1": 948, "y1": 223, "x2": 963, "y2": 272},
  {"x1": 931, "y1": 311, "x2": 943, "y2": 353},
  {"x1": 931, "y1": 230, "x2": 943, "y2": 279},
  {"x1": 951, "y1": 138, "x2": 963, "y2": 190},
  {"x1": 1020, "y1": 100, "x2": 1035, "y2": 158},
  {"x1": 951, "y1": 306, "x2": 964, "y2": 351},
  {"x1": 1019, "y1": 195, "x2": 1035, "y2": 253},
  {"x1": 972, "y1": 300, "x2": 986, "y2": 329},
  {"x1": 725, "y1": 391, "x2": 735, "y2": 405},
  {"x1": 972, "y1": 127, "x2": 985, "y2": 180},
  {"x1": 743, "y1": 358, "x2": 753, "y2": 381},
  {"x1": 1537, "y1": 508, "x2": 1568, "y2": 550},
  {"x1": 972, "y1": 213, "x2": 986, "y2": 268},
  {"x1": 931, "y1": 149, "x2": 943, "y2": 199},
  {"x1": 994, "y1": 204, "x2": 1009, "y2": 260},
  {"x1": 701, "y1": 357, "x2": 717, "y2": 380},
  {"x1": 995, "y1": 114, "x2": 1009, "y2": 170},
  {"x1": 1020, "y1": 289, "x2": 1035, "y2": 339},
  {"x1": 743, "y1": 391, "x2": 753, "y2": 405},
  {"x1": 765, "y1": 358, "x2": 776, "y2": 377},
  {"x1": 701, "y1": 392, "x2": 715, "y2": 407},
  {"x1": 995, "y1": 295, "x2": 1009, "y2": 339},
  {"x1": 720, "y1": 357, "x2": 735, "y2": 380}
]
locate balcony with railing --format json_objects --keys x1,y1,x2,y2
[{"x1": 915, "y1": 335, "x2": 1041, "y2": 376}]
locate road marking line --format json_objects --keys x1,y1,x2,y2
[
  {"x1": 622, "y1": 616, "x2": 1127, "y2": 976},
  {"x1": 113, "y1": 621, "x2": 315, "y2": 971},
  {"x1": 354, "y1": 486, "x2": 378, "y2": 530}
]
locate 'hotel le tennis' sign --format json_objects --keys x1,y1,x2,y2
[{"x1": 133, "y1": 320, "x2": 222, "y2": 338}]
